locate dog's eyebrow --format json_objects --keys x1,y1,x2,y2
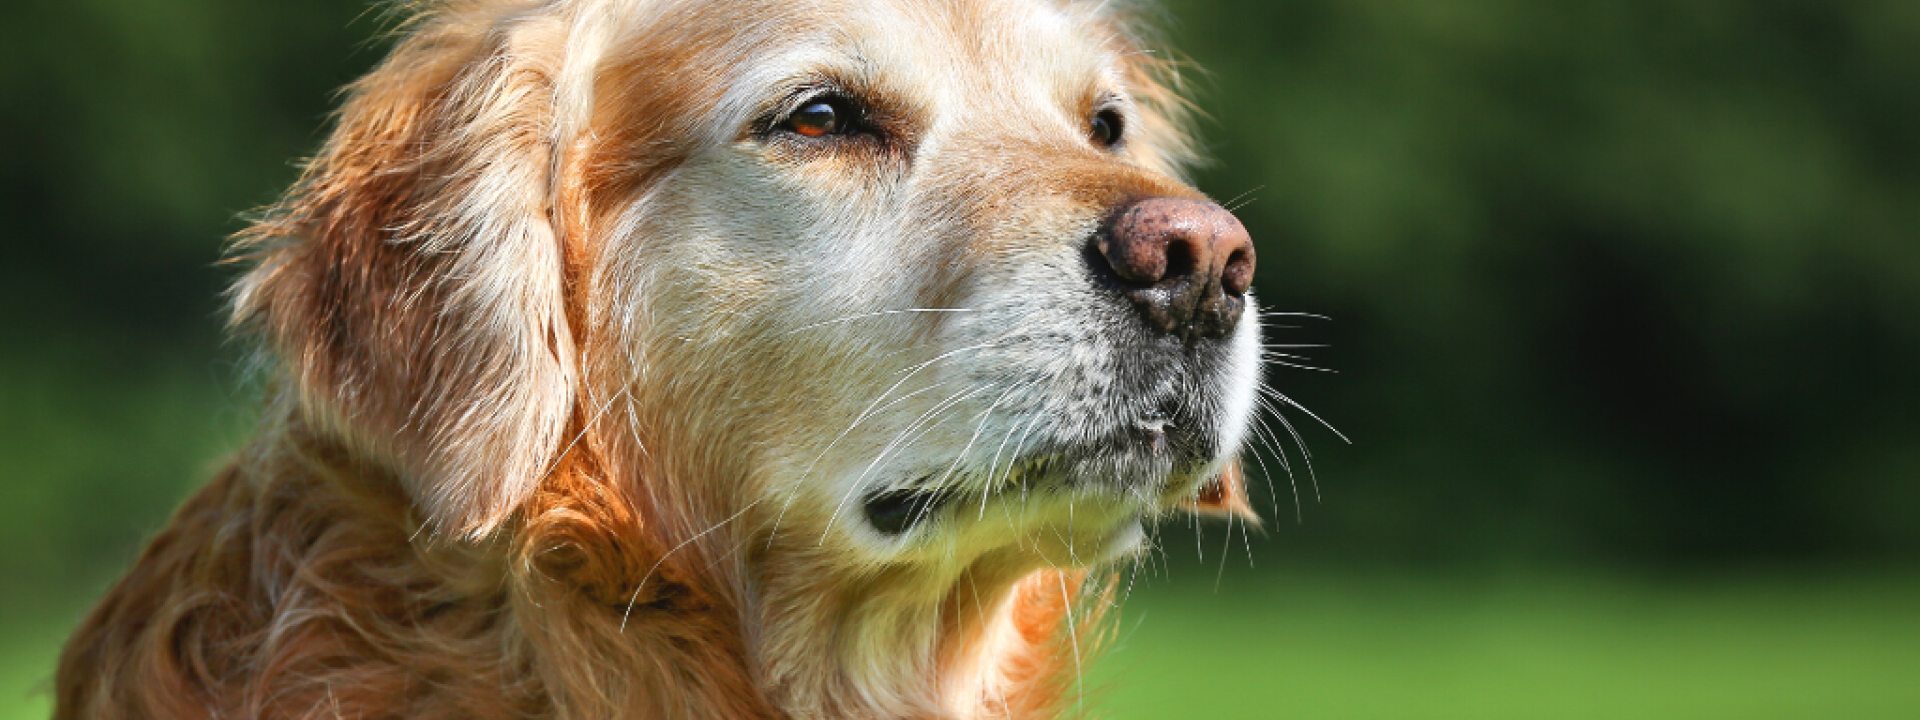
[
  {"x1": 1088, "y1": 89, "x2": 1129, "y2": 113},
  {"x1": 743, "y1": 61, "x2": 916, "y2": 142},
  {"x1": 762, "y1": 57, "x2": 881, "y2": 114}
]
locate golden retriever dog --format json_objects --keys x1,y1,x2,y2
[{"x1": 57, "y1": 0, "x2": 1263, "y2": 717}]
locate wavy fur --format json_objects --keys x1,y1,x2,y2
[{"x1": 57, "y1": 1, "x2": 1251, "y2": 718}]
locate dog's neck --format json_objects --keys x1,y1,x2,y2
[
  {"x1": 742, "y1": 537, "x2": 1088, "y2": 719},
  {"x1": 56, "y1": 413, "x2": 1086, "y2": 720},
  {"x1": 502, "y1": 447, "x2": 1088, "y2": 720}
]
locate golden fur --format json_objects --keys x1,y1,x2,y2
[{"x1": 57, "y1": 1, "x2": 1258, "y2": 718}]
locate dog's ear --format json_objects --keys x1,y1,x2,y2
[
  {"x1": 1188, "y1": 461, "x2": 1260, "y2": 524},
  {"x1": 231, "y1": 8, "x2": 574, "y2": 538}
]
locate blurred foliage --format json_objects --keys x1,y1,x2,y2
[
  {"x1": 4, "y1": 0, "x2": 1919, "y2": 588},
  {"x1": 3, "y1": 0, "x2": 1919, "y2": 712},
  {"x1": 1156, "y1": 0, "x2": 1920, "y2": 568},
  {"x1": 2, "y1": 0, "x2": 379, "y2": 602}
]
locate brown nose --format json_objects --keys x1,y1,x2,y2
[{"x1": 1094, "y1": 197, "x2": 1256, "y2": 341}]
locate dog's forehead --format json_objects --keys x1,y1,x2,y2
[
  {"x1": 843, "y1": 0, "x2": 1120, "y2": 102},
  {"x1": 846, "y1": 0, "x2": 1117, "y2": 73},
  {"x1": 608, "y1": 0, "x2": 1125, "y2": 134}
]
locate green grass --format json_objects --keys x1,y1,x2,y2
[
  {"x1": 1091, "y1": 572, "x2": 1920, "y2": 719},
  {"x1": 1, "y1": 598, "x2": 72, "y2": 720},
  {"x1": 7, "y1": 573, "x2": 1916, "y2": 719}
]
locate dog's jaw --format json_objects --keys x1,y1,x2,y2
[{"x1": 600, "y1": 241, "x2": 1262, "y2": 720}]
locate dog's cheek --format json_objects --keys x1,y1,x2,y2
[{"x1": 597, "y1": 160, "x2": 909, "y2": 471}]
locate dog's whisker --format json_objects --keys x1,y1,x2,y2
[
  {"x1": 1257, "y1": 310, "x2": 1334, "y2": 321},
  {"x1": 810, "y1": 328, "x2": 1046, "y2": 541},
  {"x1": 1250, "y1": 397, "x2": 1303, "y2": 505},
  {"x1": 981, "y1": 407, "x2": 1047, "y2": 520},
  {"x1": 795, "y1": 340, "x2": 998, "y2": 484},
  {"x1": 932, "y1": 377, "x2": 1037, "y2": 491},
  {"x1": 1243, "y1": 422, "x2": 1293, "y2": 523},
  {"x1": 1254, "y1": 391, "x2": 1323, "y2": 508},
  {"x1": 1261, "y1": 351, "x2": 1319, "y2": 362},
  {"x1": 775, "y1": 340, "x2": 1004, "y2": 528},
  {"x1": 768, "y1": 380, "x2": 951, "y2": 546},
  {"x1": 778, "y1": 308, "x2": 975, "y2": 336},
  {"x1": 1056, "y1": 570, "x2": 1086, "y2": 718},
  {"x1": 1262, "y1": 348, "x2": 1336, "y2": 373},
  {"x1": 1273, "y1": 408, "x2": 1323, "y2": 504},
  {"x1": 539, "y1": 384, "x2": 633, "y2": 481},
  {"x1": 621, "y1": 497, "x2": 761, "y2": 632},
  {"x1": 967, "y1": 380, "x2": 1044, "y2": 514},
  {"x1": 819, "y1": 381, "x2": 1002, "y2": 543},
  {"x1": 1256, "y1": 384, "x2": 1351, "y2": 445},
  {"x1": 1217, "y1": 184, "x2": 1265, "y2": 212},
  {"x1": 1266, "y1": 360, "x2": 1335, "y2": 373}
]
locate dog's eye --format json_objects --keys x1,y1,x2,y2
[
  {"x1": 784, "y1": 98, "x2": 853, "y2": 137},
  {"x1": 1090, "y1": 109, "x2": 1123, "y2": 147}
]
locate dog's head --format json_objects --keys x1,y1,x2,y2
[{"x1": 234, "y1": 0, "x2": 1259, "y2": 572}]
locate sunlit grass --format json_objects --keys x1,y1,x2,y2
[
  {"x1": 1092, "y1": 571, "x2": 1920, "y2": 720},
  {"x1": 1, "y1": 602, "x2": 69, "y2": 720}
]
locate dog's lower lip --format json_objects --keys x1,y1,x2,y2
[
  {"x1": 1143, "y1": 428, "x2": 1168, "y2": 456},
  {"x1": 863, "y1": 488, "x2": 953, "y2": 535},
  {"x1": 1135, "y1": 419, "x2": 1171, "y2": 456}
]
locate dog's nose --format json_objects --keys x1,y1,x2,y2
[{"x1": 1095, "y1": 198, "x2": 1256, "y2": 341}]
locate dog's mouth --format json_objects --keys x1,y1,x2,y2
[
  {"x1": 862, "y1": 487, "x2": 958, "y2": 535},
  {"x1": 861, "y1": 416, "x2": 1203, "y2": 536}
]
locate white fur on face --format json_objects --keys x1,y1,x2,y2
[{"x1": 596, "y1": 0, "x2": 1258, "y2": 571}]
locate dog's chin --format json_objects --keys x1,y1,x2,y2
[
  {"x1": 860, "y1": 482, "x2": 1154, "y2": 566},
  {"x1": 857, "y1": 424, "x2": 1221, "y2": 563}
]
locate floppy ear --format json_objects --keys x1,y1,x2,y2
[
  {"x1": 231, "y1": 7, "x2": 574, "y2": 538},
  {"x1": 1187, "y1": 460, "x2": 1261, "y2": 524}
]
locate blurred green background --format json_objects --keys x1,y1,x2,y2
[{"x1": 3, "y1": 1, "x2": 1916, "y2": 717}]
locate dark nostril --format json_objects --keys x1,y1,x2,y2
[
  {"x1": 1223, "y1": 248, "x2": 1254, "y2": 296},
  {"x1": 1094, "y1": 197, "x2": 1257, "y2": 341},
  {"x1": 1164, "y1": 238, "x2": 1198, "y2": 281}
]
